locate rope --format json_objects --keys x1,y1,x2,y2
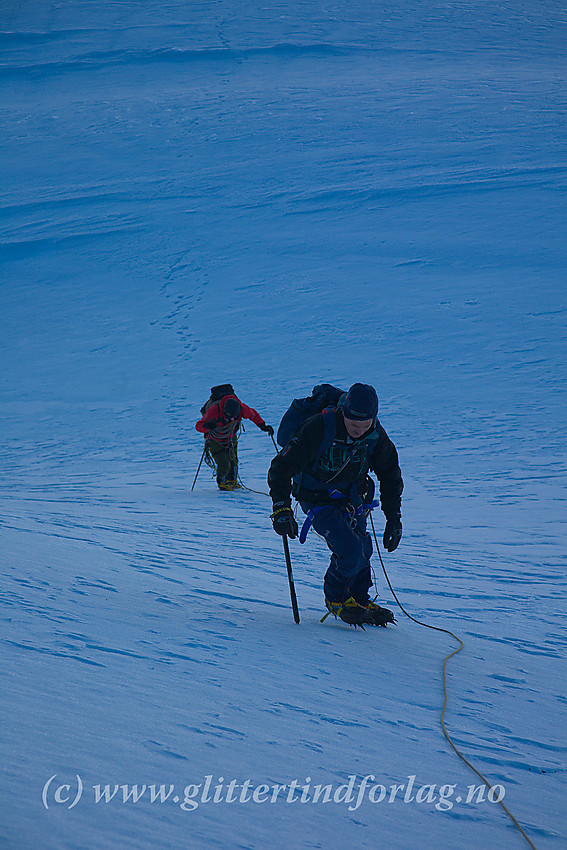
[
  {"x1": 237, "y1": 473, "x2": 270, "y2": 497},
  {"x1": 234, "y1": 430, "x2": 275, "y2": 497},
  {"x1": 368, "y1": 514, "x2": 537, "y2": 850}
]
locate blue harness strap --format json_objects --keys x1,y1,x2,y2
[
  {"x1": 299, "y1": 499, "x2": 380, "y2": 543},
  {"x1": 299, "y1": 506, "x2": 325, "y2": 543}
]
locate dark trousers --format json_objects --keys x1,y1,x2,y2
[
  {"x1": 208, "y1": 437, "x2": 238, "y2": 485},
  {"x1": 301, "y1": 503, "x2": 373, "y2": 604}
]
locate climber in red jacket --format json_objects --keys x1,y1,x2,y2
[{"x1": 196, "y1": 391, "x2": 273, "y2": 490}]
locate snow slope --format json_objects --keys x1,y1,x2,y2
[{"x1": 1, "y1": 1, "x2": 566, "y2": 848}]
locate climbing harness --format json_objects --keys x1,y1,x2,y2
[{"x1": 299, "y1": 498, "x2": 379, "y2": 543}]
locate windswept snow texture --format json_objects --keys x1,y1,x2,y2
[{"x1": 1, "y1": 1, "x2": 566, "y2": 848}]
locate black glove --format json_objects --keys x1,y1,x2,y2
[
  {"x1": 383, "y1": 517, "x2": 402, "y2": 552},
  {"x1": 202, "y1": 418, "x2": 218, "y2": 431},
  {"x1": 260, "y1": 422, "x2": 274, "y2": 436},
  {"x1": 271, "y1": 502, "x2": 298, "y2": 538}
]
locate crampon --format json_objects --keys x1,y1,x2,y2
[
  {"x1": 322, "y1": 596, "x2": 395, "y2": 629},
  {"x1": 218, "y1": 480, "x2": 241, "y2": 491}
]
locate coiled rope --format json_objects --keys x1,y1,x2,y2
[{"x1": 368, "y1": 513, "x2": 537, "y2": 849}]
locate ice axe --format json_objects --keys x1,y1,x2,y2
[
  {"x1": 282, "y1": 534, "x2": 300, "y2": 624},
  {"x1": 191, "y1": 443, "x2": 207, "y2": 492}
]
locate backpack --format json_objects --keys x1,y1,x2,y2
[
  {"x1": 200, "y1": 383, "x2": 235, "y2": 416},
  {"x1": 276, "y1": 384, "x2": 346, "y2": 447}
]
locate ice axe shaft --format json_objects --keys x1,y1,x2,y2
[
  {"x1": 282, "y1": 534, "x2": 300, "y2": 624},
  {"x1": 191, "y1": 443, "x2": 207, "y2": 492}
]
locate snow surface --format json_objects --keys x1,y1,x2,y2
[{"x1": 1, "y1": 1, "x2": 566, "y2": 848}]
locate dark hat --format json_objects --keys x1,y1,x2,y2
[
  {"x1": 222, "y1": 397, "x2": 241, "y2": 419},
  {"x1": 342, "y1": 383, "x2": 378, "y2": 421}
]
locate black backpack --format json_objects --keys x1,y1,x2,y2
[
  {"x1": 200, "y1": 384, "x2": 235, "y2": 416},
  {"x1": 276, "y1": 384, "x2": 346, "y2": 447}
]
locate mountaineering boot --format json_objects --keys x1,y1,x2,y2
[
  {"x1": 362, "y1": 600, "x2": 395, "y2": 627},
  {"x1": 324, "y1": 597, "x2": 395, "y2": 628},
  {"x1": 218, "y1": 479, "x2": 241, "y2": 491},
  {"x1": 324, "y1": 596, "x2": 368, "y2": 627}
]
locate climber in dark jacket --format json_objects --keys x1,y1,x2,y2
[{"x1": 268, "y1": 383, "x2": 402, "y2": 626}]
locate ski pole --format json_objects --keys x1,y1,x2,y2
[
  {"x1": 191, "y1": 443, "x2": 207, "y2": 492},
  {"x1": 270, "y1": 433, "x2": 278, "y2": 452},
  {"x1": 282, "y1": 534, "x2": 300, "y2": 624}
]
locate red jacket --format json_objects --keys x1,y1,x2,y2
[{"x1": 195, "y1": 395, "x2": 265, "y2": 445}]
